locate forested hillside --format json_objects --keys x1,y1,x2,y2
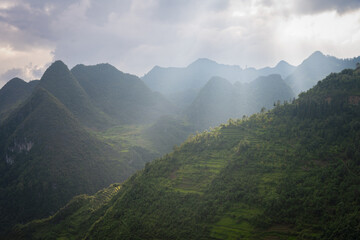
[{"x1": 10, "y1": 68, "x2": 360, "y2": 239}]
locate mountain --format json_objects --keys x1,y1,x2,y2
[
  {"x1": 186, "y1": 74, "x2": 295, "y2": 129},
  {"x1": 143, "y1": 58, "x2": 234, "y2": 93},
  {"x1": 141, "y1": 58, "x2": 294, "y2": 107},
  {"x1": 248, "y1": 74, "x2": 295, "y2": 109},
  {"x1": 142, "y1": 58, "x2": 259, "y2": 108},
  {"x1": 186, "y1": 76, "x2": 236, "y2": 128},
  {"x1": 258, "y1": 60, "x2": 295, "y2": 78},
  {"x1": 0, "y1": 78, "x2": 38, "y2": 122},
  {"x1": 142, "y1": 58, "x2": 251, "y2": 102},
  {"x1": 71, "y1": 63, "x2": 175, "y2": 124},
  {"x1": 0, "y1": 60, "x2": 193, "y2": 235},
  {"x1": 143, "y1": 53, "x2": 360, "y2": 108},
  {"x1": 0, "y1": 87, "x2": 137, "y2": 234},
  {"x1": 10, "y1": 68, "x2": 360, "y2": 239},
  {"x1": 286, "y1": 51, "x2": 360, "y2": 94},
  {"x1": 38, "y1": 61, "x2": 111, "y2": 128}
]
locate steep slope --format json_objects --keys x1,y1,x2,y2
[
  {"x1": 38, "y1": 61, "x2": 111, "y2": 128},
  {"x1": 0, "y1": 88, "x2": 132, "y2": 234},
  {"x1": 11, "y1": 69, "x2": 360, "y2": 240},
  {"x1": 286, "y1": 51, "x2": 360, "y2": 94},
  {"x1": 0, "y1": 78, "x2": 38, "y2": 122},
  {"x1": 71, "y1": 63, "x2": 174, "y2": 124},
  {"x1": 186, "y1": 74, "x2": 294, "y2": 129}
]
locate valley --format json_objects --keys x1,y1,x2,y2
[
  {"x1": 6, "y1": 67, "x2": 360, "y2": 239},
  {"x1": 0, "y1": 53, "x2": 359, "y2": 239}
]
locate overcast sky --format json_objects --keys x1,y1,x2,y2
[{"x1": 1, "y1": 0, "x2": 360, "y2": 86}]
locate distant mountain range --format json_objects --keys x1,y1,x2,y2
[
  {"x1": 143, "y1": 58, "x2": 295, "y2": 95},
  {"x1": 143, "y1": 51, "x2": 360, "y2": 106}
]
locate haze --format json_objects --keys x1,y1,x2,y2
[{"x1": 1, "y1": 0, "x2": 360, "y2": 86}]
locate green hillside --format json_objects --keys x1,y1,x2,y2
[
  {"x1": 0, "y1": 78, "x2": 38, "y2": 122},
  {"x1": 11, "y1": 68, "x2": 360, "y2": 239}
]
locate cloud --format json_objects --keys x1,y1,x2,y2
[
  {"x1": 0, "y1": 0, "x2": 76, "y2": 50},
  {"x1": 295, "y1": 0, "x2": 360, "y2": 15},
  {"x1": 0, "y1": 63, "x2": 46, "y2": 86},
  {"x1": 0, "y1": 45, "x2": 52, "y2": 87},
  {"x1": 0, "y1": 0, "x2": 360, "y2": 86},
  {"x1": 0, "y1": 68, "x2": 23, "y2": 85}
]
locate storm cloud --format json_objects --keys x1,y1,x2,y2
[{"x1": 1, "y1": 0, "x2": 360, "y2": 86}]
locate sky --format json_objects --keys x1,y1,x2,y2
[{"x1": 1, "y1": 0, "x2": 360, "y2": 86}]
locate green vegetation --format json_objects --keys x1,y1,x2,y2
[{"x1": 10, "y1": 68, "x2": 360, "y2": 239}]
